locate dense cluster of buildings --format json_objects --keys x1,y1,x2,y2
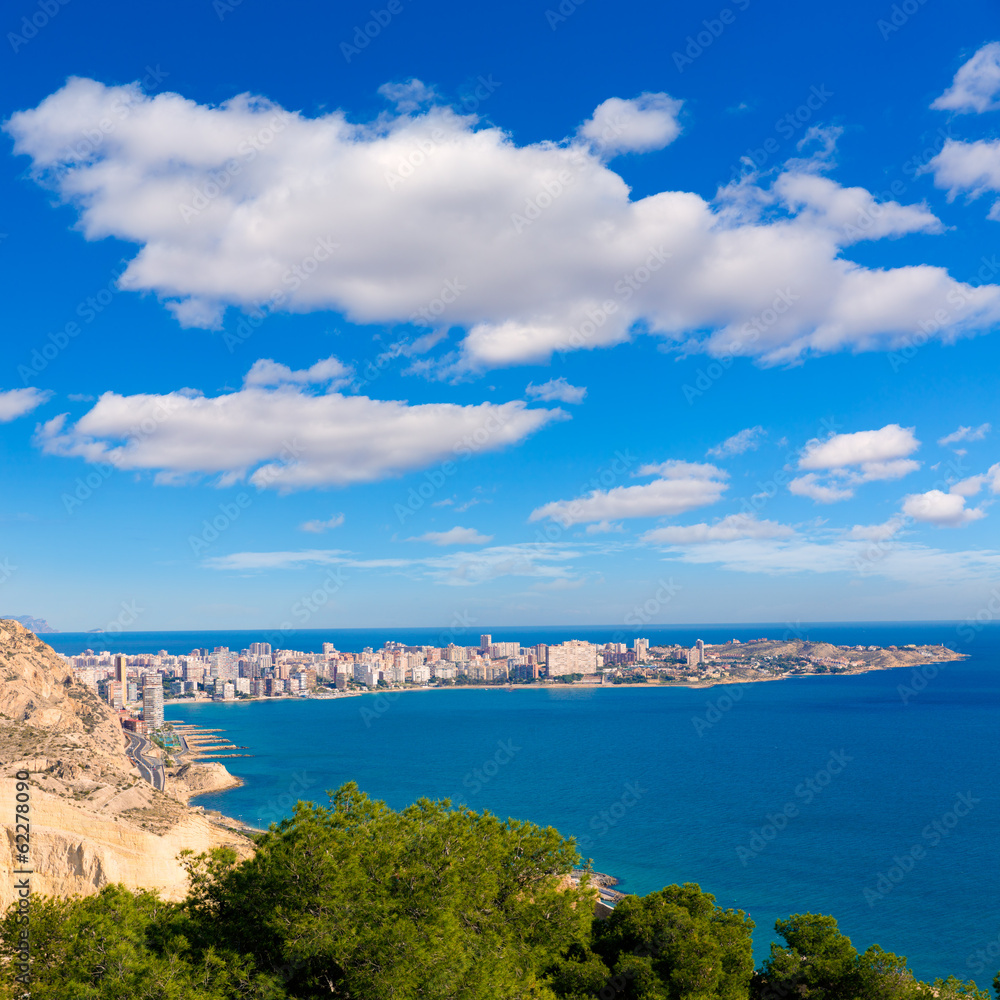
[{"x1": 64, "y1": 635, "x2": 680, "y2": 725}]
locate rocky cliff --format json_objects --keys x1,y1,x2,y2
[{"x1": 0, "y1": 619, "x2": 253, "y2": 911}]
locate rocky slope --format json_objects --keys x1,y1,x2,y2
[{"x1": 0, "y1": 619, "x2": 253, "y2": 911}]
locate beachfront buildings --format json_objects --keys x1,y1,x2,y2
[
  {"x1": 142, "y1": 682, "x2": 164, "y2": 730},
  {"x1": 546, "y1": 640, "x2": 598, "y2": 676}
]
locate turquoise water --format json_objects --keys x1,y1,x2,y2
[{"x1": 128, "y1": 622, "x2": 994, "y2": 986}]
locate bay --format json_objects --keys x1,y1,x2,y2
[{"x1": 50, "y1": 622, "x2": 1000, "y2": 987}]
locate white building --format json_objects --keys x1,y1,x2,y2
[{"x1": 547, "y1": 640, "x2": 597, "y2": 677}]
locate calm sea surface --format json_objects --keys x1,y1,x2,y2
[{"x1": 49, "y1": 622, "x2": 1000, "y2": 986}]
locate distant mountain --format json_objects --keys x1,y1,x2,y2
[{"x1": 0, "y1": 615, "x2": 56, "y2": 633}]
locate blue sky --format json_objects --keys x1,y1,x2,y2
[{"x1": 2, "y1": 0, "x2": 1000, "y2": 630}]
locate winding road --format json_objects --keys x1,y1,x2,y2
[{"x1": 124, "y1": 730, "x2": 166, "y2": 791}]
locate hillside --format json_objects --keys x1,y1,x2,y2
[{"x1": 0, "y1": 619, "x2": 252, "y2": 910}]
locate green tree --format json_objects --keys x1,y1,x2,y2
[
  {"x1": 754, "y1": 913, "x2": 858, "y2": 999},
  {"x1": 0, "y1": 884, "x2": 281, "y2": 999},
  {"x1": 591, "y1": 882, "x2": 755, "y2": 1000},
  {"x1": 183, "y1": 782, "x2": 593, "y2": 999}
]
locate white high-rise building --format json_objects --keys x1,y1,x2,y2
[
  {"x1": 142, "y1": 683, "x2": 164, "y2": 730},
  {"x1": 634, "y1": 638, "x2": 649, "y2": 662},
  {"x1": 546, "y1": 640, "x2": 597, "y2": 677}
]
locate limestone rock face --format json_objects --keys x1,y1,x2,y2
[{"x1": 0, "y1": 620, "x2": 252, "y2": 911}]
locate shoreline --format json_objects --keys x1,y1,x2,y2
[{"x1": 173, "y1": 649, "x2": 964, "y2": 832}]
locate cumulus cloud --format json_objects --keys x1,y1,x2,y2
[
  {"x1": 34, "y1": 362, "x2": 564, "y2": 489},
  {"x1": 938, "y1": 423, "x2": 990, "y2": 446},
  {"x1": 707, "y1": 425, "x2": 764, "y2": 458},
  {"x1": 789, "y1": 424, "x2": 920, "y2": 502},
  {"x1": 847, "y1": 517, "x2": 905, "y2": 541},
  {"x1": 245, "y1": 357, "x2": 352, "y2": 388},
  {"x1": 8, "y1": 77, "x2": 999, "y2": 372},
  {"x1": 529, "y1": 460, "x2": 727, "y2": 526},
  {"x1": 0, "y1": 387, "x2": 51, "y2": 422},
  {"x1": 300, "y1": 513, "x2": 345, "y2": 533},
  {"x1": 950, "y1": 462, "x2": 1000, "y2": 497},
  {"x1": 377, "y1": 78, "x2": 438, "y2": 113},
  {"x1": 932, "y1": 43, "x2": 1000, "y2": 113},
  {"x1": 902, "y1": 489, "x2": 986, "y2": 526},
  {"x1": 408, "y1": 526, "x2": 493, "y2": 546},
  {"x1": 578, "y1": 93, "x2": 683, "y2": 155},
  {"x1": 641, "y1": 513, "x2": 793, "y2": 545},
  {"x1": 524, "y1": 377, "x2": 587, "y2": 404}
]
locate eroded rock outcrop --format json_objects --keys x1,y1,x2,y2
[{"x1": 0, "y1": 620, "x2": 252, "y2": 911}]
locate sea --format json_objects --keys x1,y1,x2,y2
[{"x1": 47, "y1": 622, "x2": 1000, "y2": 987}]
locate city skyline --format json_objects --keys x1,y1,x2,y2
[{"x1": 3, "y1": 0, "x2": 1000, "y2": 629}]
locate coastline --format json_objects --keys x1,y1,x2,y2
[{"x1": 178, "y1": 647, "x2": 965, "y2": 832}]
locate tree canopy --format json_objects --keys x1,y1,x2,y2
[{"x1": 1, "y1": 783, "x2": 996, "y2": 1000}]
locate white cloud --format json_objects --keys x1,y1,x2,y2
[
  {"x1": 790, "y1": 424, "x2": 921, "y2": 502},
  {"x1": 924, "y1": 138, "x2": 1000, "y2": 215},
  {"x1": 663, "y1": 535, "x2": 1000, "y2": 585},
  {"x1": 408, "y1": 526, "x2": 493, "y2": 546},
  {"x1": 204, "y1": 541, "x2": 588, "y2": 586},
  {"x1": 34, "y1": 362, "x2": 564, "y2": 490},
  {"x1": 938, "y1": 423, "x2": 991, "y2": 446},
  {"x1": 707, "y1": 425, "x2": 764, "y2": 458},
  {"x1": 584, "y1": 520, "x2": 624, "y2": 535},
  {"x1": 772, "y1": 171, "x2": 943, "y2": 243},
  {"x1": 205, "y1": 549, "x2": 349, "y2": 570},
  {"x1": 300, "y1": 513, "x2": 345, "y2": 533},
  {"x1": 641, "y1": 513, "x2": 793, "y2": 545},
  {"x1": 578, "y1": 93, "x2": 683, "y2": 156},
  {"x1": 377, "y1": 78, "x2": 438, "y2": 113},
  {"x1": 530, "y1": 460, "x2": 727, "y2": 526},
  {"x1": 245, "y1": 357, "x2": 352, "y2": 388},
  {"x1": 932, "y1": 43, "x2": 1000, "y2": 113},
  {"x1": 902, "y1": 489, "x2": 986, "y2": 526},
  {"x1": 788, "y1": 473, "x2": 856, "y2": 504},
  {"x1": 847, "y1": 517, "x2": 905, "y2": 541},
  {"x1": 948, "y1": 463, "x2": 1000, "y2": 497},
  {"x1": 799, "y1": 424, "x2": 920, "y2": 469},
  {"x1": 524, "y1": 378, "x2": 587, "y2": 405},
  {"x1": 0, "y1": 388, "x2": 51, "y2": 422},
  {"x1": 9, "y1": 78, "x2": 1000, "y2": 372}
]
